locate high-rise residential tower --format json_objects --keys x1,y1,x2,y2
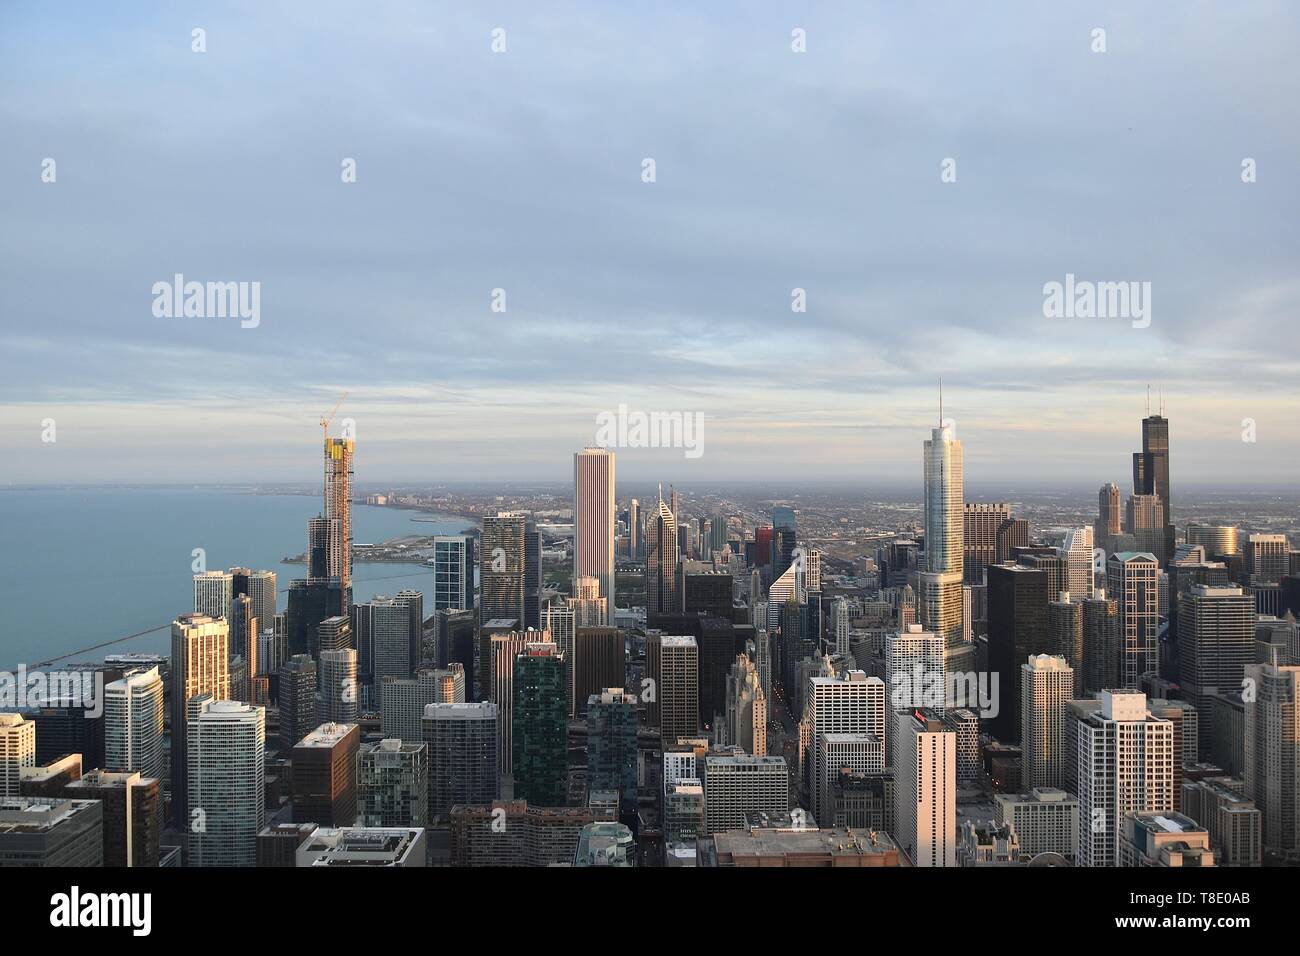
[
  {"x1": 186, "y1": 697, "x2": 266, "y2": 867},
  {"x1": 895, "y1": 709, "x2": 956, "y2": 867},
  {"x1": 1243, "y1": 658, "x2": 1300, "y2": 855},
  {"x1": 480, "y1": 512, "x2": 527, "y2": 624},
  {"x1": 1075, "y1": 691, "x2": 1174, "y2": 867},
  {"x1": 170, "y1": 614, "x2": 230, "y2": 823},
  {"x1": 103, "y1": 666, "x2": 165, "y2": 781},
  {"x1": 433, "y1": 536, "x2": 476, "y2": 613},
  {"x1": 324, "y1": 435, "x2": 355, "y2": 611},
  {"x1": 1107, "y1": 552, "x2": 1160, "y2": 688},
  {"x1": 1020, "y1": 655, "x2": 1074, "y2": 790}
]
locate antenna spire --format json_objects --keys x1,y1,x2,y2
[
  {"x1": 939, "y1": 378, "x2": 943, "y2": 428},
  {"x1": 1146, "y1": 384, "x2": 1150, "y2": 417}
]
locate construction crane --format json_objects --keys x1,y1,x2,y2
[{"x1": 320, "y1": 391, "x2": 348, "y2": 441}]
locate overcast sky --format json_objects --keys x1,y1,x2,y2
[{"x1": 1, "y1": 1, "x2": 1297, "y2": 487}]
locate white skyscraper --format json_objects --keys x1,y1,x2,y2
[
  {"x1": 187, "y1": 697, "x2": 266, "y2": 867},
  {"x1": 1019, "y1": 655, "x2": 1074, "y2": 790},
  {"x1": 170, "y1": 613, "x2": 230, "y2": 823},
  {"x1": 896, "y1": 709, "x2": 957, "y2": 867},
  {"x1": 574, "y1": 448, "x2": 616, "y2": 625},
  {"x1": 1059, "y1": 527, "x2": 1096, "y2": 599},
  {"x1": 885, "y1": 625, "x2": 946, "y2": 765},
  {"x1": 1076, "y1": 690, "x2": 1174, "y2": 867},
  {"x1": 0, "y1": 713, "x2": 36, "y2": 797},
  {"x1": 922, "y1": 416, "x2": 967, "y2": 671},
  {"x1": 193, "y1": 570, "x2": 233, "y2": 621},
  {"x1": 766, "y1": 562, "x2": 801, "y2": 631},
  {"x1": 832, "y1": 598, "x2": 851, "y2": 658},
  {"x1": 318, "y1": 648, "x2": 359, "y2": 724},
  {"x1": 103, "y1": 666, "x2": 165, "y2": 781},
  {"x1": 1243, "y1": 659, "x2": 1300, "y2": 855},
  {"x1": 805, "y1": 670, "x2": 886, "y2": 822}
]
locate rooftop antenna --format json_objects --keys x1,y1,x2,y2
[
  {"x1": 1146, "y1": 384, "x2": 1151, "y2": 416},
  {"x1": 939, "y1": 377, "x2": 943, "y2": 428},
  {"x1": 1159, "y1": 384, "x2": 1164, "y2": 417}
]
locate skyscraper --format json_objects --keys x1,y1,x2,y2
[
  {"x1": 489, "y1": 627, "x2": 553, "y2": 775},
  {"x1": 324, "y1": 435, "x2": 355, "y2": 612},
  {"x1": 511, "y1": 643, "x2": 568, "y2": 806},
  {"x1": 574, "y1": 448, "x2": 616, "y2": 625},
  {"x1": 192, "y1": 570, "x2": 233, "y2": 621},
  {"x1": 586, "y1": 690, "x2": 638, "y2": 820},
  {"x1": 1019, "y1": 655, "x2": 1074, "y2": 790},
  {"x1": 1178, "y1": 584, "x2": 1256, "y2": 724},
  {"x1": 358, "y1": 738, "x2": 429, "y2": 828},
  {"x1": 1082, "y1": 594, "x2": 1120, "y2": 695},
  {"x1": 884, "y1": 625, "x2": 945, "y2": 762},
  {"x1": 572, "y1": 627, "x2": 625, "y2": 716},
  {"x1": 923, "y1": 417, "x2": 967, "y2": 671},
  {"x1": 986, "y1": 564, "x2": 1048, "y2": 743},
  {"x1": 1243, "y1": 658, "x2": 1300, "y2": 855},
  {"x1": 433, "y1": 536, "x2": 476, "y2": 613},
  {"x1": 278, "y1": 654, "x2": 319, "y2": 752},
  {"x1": 1186, "y1": 524, "x2": 1239, "y2": 558},
  {"x1": 659, "y1": 636, "x2": 700, "y2": 747},
  {"x1": 1245, "y1": 534, "x2": 1289, "y2": 586},
  {"x1": 292, "y1": 722, "x2": 360, "y2": 827},
  {"x1": 318, "y1": 648, "x2": 359, "y2": 724},
  {"x1": 170, "y1": 613, "x2": 230, "y2": 824},
  {"x1": 103, "y1": 666, "x2": 165, "y2": 781},
  {"x1": 724, "y1": 654, "x2": 768, "y2": 757},
  {"x1": 480, "y1": 512, "x2": 527, "y2": 624},
  {"x1": 187, "y1": 697, "x2": 266, "y2": 867},
  {"x1": 423, "y1": 702, "x2": 499, "y2": 820},
  {"x1": 1107, "y1": 552, "x2": 1160, "y2": 688},
  {"x1": 1075, "y1": 691, "x2": 1173, "y2": 867},
  {"x1": 895, "y1": 709, "x2": 956, "y2": 867},
  {"x1": 1132, "y1": 409, "x2": 1174, "y2": 564},
  {"x1": 963, "y1": 503, "x2": 1011, "y2": 584},
  {"x1": 806, "y1": 670, "x2": 885, "y2": 822},
  {"x1": 645, "y1": 494, "x2": 680, "y2": 617},
  {"x1": 1095, "y1": 482, "x2": 1122, "y2": 552},
  {"x1": 0, "y1": 714, "x2": 36, "y2": 797}
]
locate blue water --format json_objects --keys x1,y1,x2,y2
[{"x1": 0, "y1": 489, "x2": 474, "y2": 668}]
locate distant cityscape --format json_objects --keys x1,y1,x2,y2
[{"x1": 3, "y1": 404, "x2": 1299, "y2": 871}]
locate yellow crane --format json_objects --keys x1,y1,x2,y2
[{"x1": 320, "y1": 391, "x2": 348, "y2": 441}]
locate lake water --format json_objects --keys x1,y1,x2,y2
[{"x1": 0, "y1": 488, "x2": 474, "y2": 669}]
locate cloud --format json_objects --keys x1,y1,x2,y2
[{"x1": 1, "y1": 1, "x2": 1297, "y2": 483}]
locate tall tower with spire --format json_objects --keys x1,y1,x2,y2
[
  {"x1": 921, "y1": 386, "x2": 969, "y2": 672},
  {"x1": 645, "y1": 487, "x2": 680, "y2": 617},
  {"x1": 1132, "y1": 389, "x2": 1173, "y2": 563}
]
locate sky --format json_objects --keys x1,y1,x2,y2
[{"x1": 1, "y1": 1, "x2": 1297, "y2": 487}]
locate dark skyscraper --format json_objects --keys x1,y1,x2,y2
[
  {"x1": 964, "y1": 503, "x2": 1011, "y2": 584},
  {"x1": 772, "y1": 506, "x2": 797, "y2": 579},
  {"x1": 480, "y1": 512, "x2": 527, "y2": 626},
  {"x1": 645, "y1": 493, "x2": 680, "y2": 618},
  {"x1": 511, "y1": 644, "x2": 568, "y2": 807},
  {"x1": 986, "y1": 564, "x2": 1049, "y2": 744},
  {"x1": 1132, "y1": 409, "x2": 1174, "y2": 563}
]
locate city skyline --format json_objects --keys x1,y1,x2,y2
[{"x1": 1, "y1": 0, "x2": 1296, "y2": 908}]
